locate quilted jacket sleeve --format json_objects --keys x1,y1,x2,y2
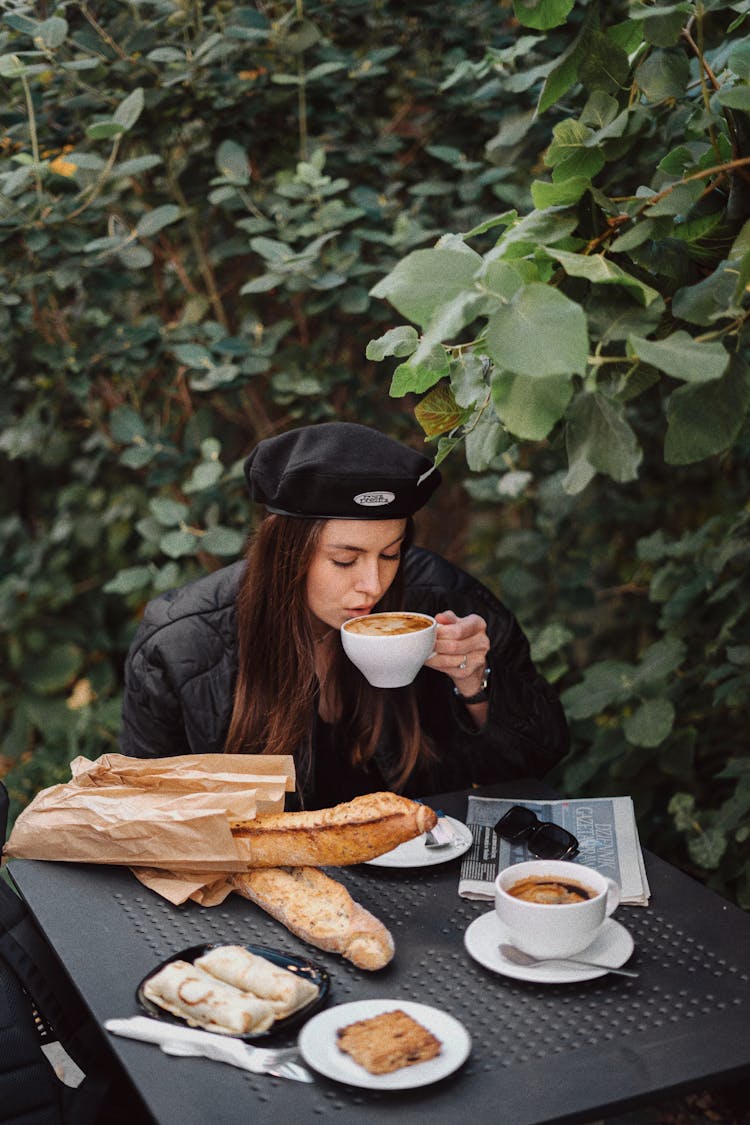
[
  {"x1": 118, "y1": 563, "x2": 243, "y2": 758},
  {"x1": 119, "y1": 628, "x2": 190, "y2": 758}
]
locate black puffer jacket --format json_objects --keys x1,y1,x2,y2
[{"x1": 120, "y1": 547, "x2": 569, "y2": 807}]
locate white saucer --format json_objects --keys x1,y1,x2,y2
[
  {"x1": 366, "y1": 816, "x2": 473, "y2": 868},
  {"x1": 464, "y1": 910, "x2": 635, "y2": 983},
  {"x1": 297, "y1": 999, "x2": 471, "y2": 1090}
]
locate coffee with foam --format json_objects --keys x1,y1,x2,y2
[{"x1": 343, "y1": 613, "x2": 432, "y2": 637}]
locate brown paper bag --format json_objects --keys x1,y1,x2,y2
[
  {"x1": 69, "y1": 753, "x2": 294, "y2": 810},
  {"x1": 131, "y1": 866, "x2": 236, "y2": 906},
  {"x1": 4, "y1": 753, "x2": 295, "y2": 874}
]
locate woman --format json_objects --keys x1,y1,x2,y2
[{"x1": 119, "y1": 422, "x2": 569, "y2": 808}]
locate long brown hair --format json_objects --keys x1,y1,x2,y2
[{"x1": 224, "y1": 514, "x2": 431, "y2": 796}]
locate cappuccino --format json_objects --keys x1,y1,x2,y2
[
  {"x1": 344, "y1": 613, "x2": 432, "y2": 637},
  {"x1": 507, "y1": 876, "x2": 596, "y2": 905}
]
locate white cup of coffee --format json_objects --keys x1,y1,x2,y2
[
  {"x1": 495, "y1": 859, "x2": 621, "y2": 959},
  {"x1": 340, "y1": 611, "x2": 437, "y2": 688}
]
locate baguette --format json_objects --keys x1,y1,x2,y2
[
  {"x1": 230, "y1": 791, "x2": 437, "y2": 867},
  {"x1": 231, "y1": 866, "x2": 395, "y2": 971}
]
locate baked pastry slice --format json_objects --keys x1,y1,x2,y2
[{"x1": 336, "y1": 1009, "x2": 442, "y2": 1074}]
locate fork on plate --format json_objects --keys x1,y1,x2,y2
[{"x1": 424, "y1": 810, "x2": 457, "y2": 848}]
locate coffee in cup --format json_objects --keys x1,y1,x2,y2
[
  {"x1": 344, "y1": 613, "x2": 431, "y2": 637},
  {"x1": 495, "y1": 859, "x2": 621, "y2": 959},
  {"x1": 341, "y1": 612, "x2": 436, "y2": 688},
  {"x1": 506, "y1": 876, "x2": 597, "y2": 905}
]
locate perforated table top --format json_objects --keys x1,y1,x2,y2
[{"x1": 10, "y1": 784, "x2": 750, "y2": 1125}]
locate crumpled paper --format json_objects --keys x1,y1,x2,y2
[{"x1": 4, "y1": 752, "x2": 295, "y2": 882}]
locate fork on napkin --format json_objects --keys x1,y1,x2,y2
[{"x1": 105, "y1": 1016, "x2": 312, "y2": 1082}]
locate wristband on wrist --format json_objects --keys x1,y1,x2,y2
[{"x1": 453, "y1": 667, "x2": 491, "y2": 705}]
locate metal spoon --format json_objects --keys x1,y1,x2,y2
[{"x1": 499, "y1": 943, "x2": 639, "y2": 978}]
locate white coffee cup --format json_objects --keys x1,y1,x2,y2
[
  {"x1": 495, "y1": 859, "x2": 621, "y2": 959},
  {"x1": 340, "y1": 611, "x2": 437, "y2": 688}
]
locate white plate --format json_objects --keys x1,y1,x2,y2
[
  {"x1": 297, "y1": 999, "x2": 471, "y2": 1090},
  {"x1": 464, "y1": 910, "x2": 635, "y2": 983},
  {"x1": 366, "y1": 816, "x2": 473, "y2": 868}
]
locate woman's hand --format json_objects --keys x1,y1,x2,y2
[{"x1": 425, "y1": 610, "x2": 490, "y2": 699}]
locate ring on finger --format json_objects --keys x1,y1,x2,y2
[{"x1": 458, "y1": 657, "x2": 467, "y2": 670}]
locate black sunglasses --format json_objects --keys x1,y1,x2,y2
[{"x1": 494, "y1": 805, "x2": 579, "y2": 860}]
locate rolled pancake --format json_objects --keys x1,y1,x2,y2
[
  {"x1": 142, "y1": 960, "x2": 275, "y2": 1035},
  {"x1": 195, "y1": 946, "x2": 319, "y2": 1018}
]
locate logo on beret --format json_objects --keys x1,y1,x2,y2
[{"x1": 354, "y1": 491, "x2": 395, "y2": 507}]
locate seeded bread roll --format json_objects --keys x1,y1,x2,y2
[
  {"x1": 230, "y1": 791, "x2": 437, "y2": 868},
  {"x1": 231, "y1": 866, "x2": 395, "y2": 971}
]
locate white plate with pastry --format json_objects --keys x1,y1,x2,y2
[
  {"x1": 366, "y1": 816, "x2": 473, "y2": 868},
  {"x1": 137, "y1": 942, "x2": 329, "y2": 1040},
  {"x1": 297, "y1": 998, "x2": 471, "y2": 1090}
]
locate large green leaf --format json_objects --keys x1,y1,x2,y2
[
  {"x1": 531, "y1": 177, "x2": 590, "y2": 208},
  {"x1": 561, "y1": 660, "x2": 637, "y2": 718},
  {"x1": 464, "y1": 410, "x2": 509, "y2": 471},
  {"x1": 476, "y1": 258, "x2": 537, "y2": 300},
  {"x1": 564, "y1": 391, "x2": 642, "y2": 492},
  {"x1": 623, "y1": 698, "x2": 675, "y2": 747},
  {"x1": 149, "y1": 497, "x2": 189, "y2": 526},
  {"x1": 451, "y1": 352, "x2": 490, "y2": 409},
  {"x1": 545, "y1": 119, "x2": 595, "y2": 170},
  {"x1": 488, "y1": 210, "x2": 579, "y2": 257},
  {"x1": 545, "y1": 247, "x2": 660, "y2": 306},
  {"x1": 671, "y1": 261, "x2": 744, "y2": 326},
  {"x1": 513, "y1": 0, "x2": 574, "y2": 31},
  {"x1": 635, "y1": 48, "x2": 690, "y2": 101},
  {"x1": 160, "y1": 530, "x2": 199, "y2": 558},
  {"x1": 34, "y1": 16, "x2": 68, "y2": 49},
  {"x1": 687, "y1": 828, "x2": 728, "y2": 871},
  {"x1": 485, "y1": 284, "x2": 589, "y2": 378},
  {"x1": 110, "y1": 406, "x2": 148, "y2": 443},
  {"x1": 628, "y1": 331, "x2": 729, "y2": 383},
  {"x1": 491, "y1": 370, "x2": 573, "y2": 440},
  {"x1": 201, "y1": 526, "x2": 246, "y2": 556},
  {"x1": 365, "y1": 326, "x2": 419, "y2": 361},
  {"x1": 113, "y1": 87, "x2": 144, "y2": 131},
  {"x1": 390, "y1": 345, "x2": 451, "y2": 396},
  {"x1": 216, "y1": 139, "x2": 249, "y2": 185},
  {"x1": 634, "y1": 636, "x2": 687, "y2": 686},
  {"x1": 136, "y1": 205, "x2": 181, "y2": 238},
  {"x1": 664, "y1": 356, "x2": 750, "y2": 463},
  {"x1": 103, "y1": 566, "x2": 153, "y2": 595},
  {"x1": 370, "y1": 247, "x2": 481, "y2": 328},
  {"x1": 578, "y1": 31, "x2": 630, "y2": 95}
]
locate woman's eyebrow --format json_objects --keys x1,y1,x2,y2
[{"x1": 325, "y1": 535, "x2": 405, "y2": 552}]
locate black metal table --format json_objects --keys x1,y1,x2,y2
[{"x1": 9, "y1": 784, "x2": 750, "y2": 1125}]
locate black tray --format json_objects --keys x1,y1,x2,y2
[{"x1": 136, "y1": 942, "x2": 329, "y2": 1040}]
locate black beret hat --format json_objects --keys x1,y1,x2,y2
[{"x1": 244, "y1": 422, "x2": 441, "y2": 519}]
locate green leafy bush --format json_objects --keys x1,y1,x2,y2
[
  {"x1": 1, "y1": 0, "x2": 748, "y2": 905},
  {"x1": 366, "y1": 0, "x2": 750, "y2": 906}
]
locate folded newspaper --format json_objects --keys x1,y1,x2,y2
[{"x1": 458, "y1": 795, "x2": 651, "y2": 906}]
